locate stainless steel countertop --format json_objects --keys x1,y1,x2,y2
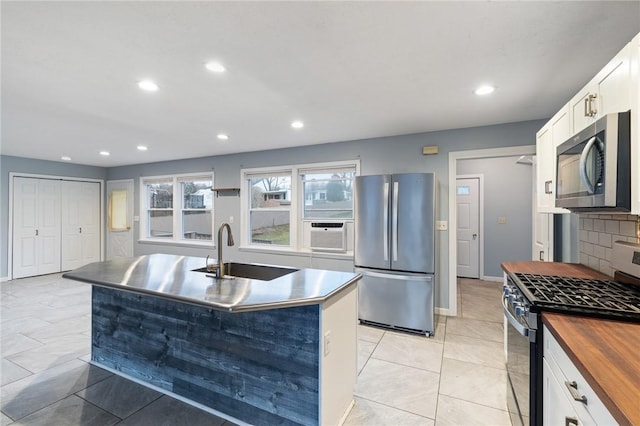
[{"x1": 62, "y1": 254, "x2": 361, "y2": 312}]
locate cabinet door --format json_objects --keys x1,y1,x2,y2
[
  {"x1": 543, "y1": 358, "x2": 586, "y2": 426},
  {"x1": 536, "y1": 125, "x2": 554, "y2": 211},
  {"x1": 596, "y1": 42, "x2": 631, "y2": 117},
  {"x1": 570, "y1": 85, "x2": 598, "y2": 135},
  {"x1": 536, "y1": 106, "x2": 570, "y2": 214}
]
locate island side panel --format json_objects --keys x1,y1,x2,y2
[
  {"x1": 91, "y1": 286, "x2": 320, "y2": 426},
  {"x1": 320, "y1": 284, "x2": 358, "y2": 425}
]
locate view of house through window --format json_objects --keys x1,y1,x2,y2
[
  {"x1": 147, "y1": 181, "x2": 173, "y2": 238},
  {"x1": 249, "y1": 173, "x2": 292, "y2": 246},
  {"x1": 301, "y1": 168, "x2": 355, "y2": 219},
  {"x1": 180, "y1": 177, "x2": 213, "y2": 240},
  {"x1": 142, "y1": 173, "x2": 213, "y2": 243},
  {"x1": 242, "y1": 160, "x2": 359, "y2": 250}
]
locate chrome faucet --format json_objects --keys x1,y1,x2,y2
[{"x1": 216, "y1": 222, "x2": 234, "y2": 277}]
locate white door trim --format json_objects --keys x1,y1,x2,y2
[
  {"x1": 8, "y1": 172, "x2": 105, "y2": 280},
  {"x1": 447, "y1": 145, "x2": 536, "y2": 317},
  {"x1": 456, "y1": 174, "x2": 484, "y2": 279}
]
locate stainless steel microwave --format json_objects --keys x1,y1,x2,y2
[{"x1": 555, "y1": 110, "x2": 631, "y2": 211}]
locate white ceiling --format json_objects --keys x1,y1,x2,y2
[{"x1": 2, "y1": 1, "x2": 639, "y2": 167}]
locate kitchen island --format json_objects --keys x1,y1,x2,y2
[{"x1": 63, "y1": 254, "x2": 361, "y2": 426}]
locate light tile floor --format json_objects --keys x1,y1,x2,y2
[{"x1": 1, "y1": 275, "x2": 510, "y2": 425}]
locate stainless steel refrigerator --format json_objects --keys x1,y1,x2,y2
[{"x1": 354, "y1": 173, "x2": 435, "y2": 335}]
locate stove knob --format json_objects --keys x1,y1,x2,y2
[
  {"x1": 515, "y1": 304, "x2": 524, "y2": 316},
  {"x1": 508, "y1": 294, "x2": 515, "y2": 304}
]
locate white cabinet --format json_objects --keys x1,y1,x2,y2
[
  {"x1": 536, "y1": 103, "x2": 570, "y2": 214},
  {"x1": 631, "y1": 33, "x2": 640, "y2": 214},
  {"x1": 543, "y1": 326, "x2": 616, "y2": 425},
  {"x1": 536, "y1": 31, "x2": 640, "y2": 214},
  {"x1": 570, "y1": 42, "x2": 633, "y2": 135}
]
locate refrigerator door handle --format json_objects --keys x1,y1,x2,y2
[
  {"x1": 383, "y1": 181, "x2": 389, "y2": 261},
  {"x1": 392, "y1": 181, "x2": 399, "y2": 261}
]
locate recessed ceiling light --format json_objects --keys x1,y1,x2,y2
[
  {"x1": 205, "y1": 62, "x2": 226, "y2": 73},
  {"x1": 474, "y1": 85, "x2": 495, "y2": 96},
  {"x1": 137, "y1": 145, "x2": 148, "y2": 151},
  {"x1": 217, "y1": 133, "x2": 229, "y2": 140},
  {"x1": 291, "y1": 120, "x2": 304, "y2": 129},
  {"x1": 100, "y1": 151, "x2": 110, "y2": 156},
  {"x1": 61, "y1": 156, "x2": 71, "y2": 161},
  {"x1": 138, "y1": 80, "x2": 159, "y2": 92}
]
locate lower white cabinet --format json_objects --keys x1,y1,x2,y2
[{"x1": 543, "y1": 326, "x2": 616, "y2": 425}]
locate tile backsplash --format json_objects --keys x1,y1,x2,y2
[{"x1": 579, "y1": 214, "x2": 640, "y2": 277}]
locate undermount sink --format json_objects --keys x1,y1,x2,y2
[{"x1": 192, "y1": 262, "x2": 298, "y2": 281}]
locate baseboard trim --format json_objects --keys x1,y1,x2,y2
[
  {"x1": 481, "y1": 275, "x2": 503, "y2": 282},
  {"x1": 0, "y1": 276, "x2": 10, "y2": 283},
  {"x1": 435, "y1": 307, "x2": 454, "y2": 316}
]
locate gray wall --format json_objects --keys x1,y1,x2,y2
[
  {"x1": 1, "y1": 118, "x2": 546, "y2": 311},
  {"x1": 0, "y1": 155, "x2": 107, "y2": 277},
  {"x1": 457, "y1": 156, "x2": 534, "y2": 278}
]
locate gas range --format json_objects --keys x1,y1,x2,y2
[
  {"x1": 504, "y1": 241, "x2": 640, "y2": 324},
  {"x1": 509, "y1": 272, "x2": 640, "y2": 322}
]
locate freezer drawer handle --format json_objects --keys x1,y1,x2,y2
[{"x1": 564, "y1": 381, "x2": 588, "y2": 404}]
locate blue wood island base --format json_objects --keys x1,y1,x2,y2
[
  {"x1": 63, "y1": 254, "x2": 359, "y2": 425},
  {"x1": 92, "y1": 286, "x2": 321, "y2": 425}
]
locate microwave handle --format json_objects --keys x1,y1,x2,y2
[{"x1": 578, "y1": 136, "x2": 602, "y2": 194}]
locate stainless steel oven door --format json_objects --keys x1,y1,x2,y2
[{"x1": 503, "y1": 296, "x2": 531, "y2": 426}]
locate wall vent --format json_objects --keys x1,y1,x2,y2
[{"x1": 310, "y1": 222, "x2": 346, "y2": 252}]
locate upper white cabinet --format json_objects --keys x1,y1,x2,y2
[
  {"x1": 570, "y1": 42, "x2": 633, "y2": 135},
  {"x1": 536, "y1": 31, "x2": 640, "y2": 214},
  {"x1": 536, "y1": 103, "x2": 571, "y2": 213}
]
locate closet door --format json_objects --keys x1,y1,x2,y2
[
  {"x1": 62, "y1": 181, "x2": 100, "y2": 271},
  {"x1": 12, "y1": 177, "x2": 61, "y2": 278}
]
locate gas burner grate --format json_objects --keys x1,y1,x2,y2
[{"x1": 513, "y1": 273, "x2": 640, "y2": 315}]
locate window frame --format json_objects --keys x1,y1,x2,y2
[
  {"x1": 139, "y1": 172, "x2": 214, "y2": 247},
  {"x1": 240, "y1": 160, "x2": 359, "y2": 253}
]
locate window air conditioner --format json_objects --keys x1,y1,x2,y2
[{"x1": 309, "y1": 222, "x2": 346, "y2": 252}]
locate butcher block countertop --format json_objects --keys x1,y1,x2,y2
[
  {"x1": 501, "y1": 261, "x2": 640, "y2": 425},
  {"x1": 501, "y1": 260, "x2": 611, "y2": 280},
  {"x1": 543, "y1": 313, "x2": 640, "y2": 426}
]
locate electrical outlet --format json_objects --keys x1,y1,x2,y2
[
  {"x1": 229, "y1": 216, "x2": 234, "y2": 224},
  {"x1": 324, "y1": 331, "x2": 331, "y2": 356},
  {"x1": 498, "y1": 217, "x2": 507, "y2": 224},
  {"x1": 436, "y1": 221, "x2": 448, "y2": 231}
]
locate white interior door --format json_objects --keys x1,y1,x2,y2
[
  {"x1": 62, "y1": 181, "x2": 101, "y2": 270},
  {"x1": 13, "y1": 177, "x2": 61, "y2": 278},
  {"x1": 106, "y1": 180, "x2": 134, "y2": 260},
  {"x1": 456, "y1": 178, "x2": 480, "y2": 278}
]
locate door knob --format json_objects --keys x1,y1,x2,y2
[{"x1": 472, "y1": 233, "x2": 477, "y2": 240}]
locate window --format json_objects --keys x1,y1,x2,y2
[
  {"x1": 141, "y1": 173, "x2": 213, "y2": 244},
  {"x1": 241, "y1": 160, "x2": 359, "y2": 252},
  {"x1": 247, "y1": 172, "x2": 292, "y2": 246},
  {"x1": 300, "y1": 167, "x2": 355, "y2": 219}
]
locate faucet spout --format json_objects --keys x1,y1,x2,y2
[{"x1": 216, "y1": 222, "x2": 234, "y2": 277}]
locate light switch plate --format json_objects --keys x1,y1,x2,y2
[{"x1": 436, "y1": 221, "x2": 448, "y2": 231}]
